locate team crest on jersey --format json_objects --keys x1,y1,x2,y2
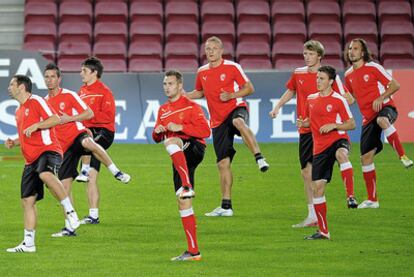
[
  {"x1": 326, "y1": 104, "x2": 332, "y2": 112},
  {"x1": 59, "y1": 102, "x2": 65, "y2": 110},
  {"x1": 220, "y1": 74, "x2": 226, "y2": 81},
  {"x1": 363, "y1": 74, "x2": 370, "y2": 82},
  {"x1": 25, "y1": 108, "x2": 29, "y2": 116}
]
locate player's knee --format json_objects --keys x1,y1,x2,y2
[
  {"x1": 376, "y1": 116, "x2": 389, "y2": 128},
  {"x1": 232, "y1": 118, "x2": 245, "y2": 130},
  {"x1": 217, "y1": 158, "x2": 230, "y2": 170},
  {"x1": 39, "y1": 171, "x2": 53, "y2": 182},
  {"x1": 335, "y1": 149, "x2": 348, "y2": 162},
  {"x1": 164, "y1": 137, "x2": 182, "y2": 148},
  {"x1": 81, "y1": 137, "x2": 96, "y2": 151}
]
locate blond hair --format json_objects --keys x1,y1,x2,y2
[{"x1": 304, "y1": 40, "x2": 325, "y2": 58}]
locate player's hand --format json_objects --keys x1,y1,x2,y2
[
  {"x1": 4, "y1": 138, "x2": 15, "y2": 149},
  {"x1": 59, "y1": 112, "x2": 71, "y2": 124},
  {"x1": 372, "y1": 96, "x2": 384, "y2": 112},
  {"x1": 24, "y1": 124, "x2": 39, "y2": 137},
  {"x1": 219, "y1": 89, "x2": 234, "y2": 102},
  {"x1": 167, "y1": 122, "x2": 183, "y2": 132},
  {"x1": 296, "y1": 117, "x2": 304, "y2": 128},
  {"x1": 269, "y1": 107, "x2": 280, "y2": 118},
  {"x1": 154, "y1": 125, "x2": 166, "y2": 134},
  {"x1": 320, "y1": 123, "x2": 337, "y2": 134}
]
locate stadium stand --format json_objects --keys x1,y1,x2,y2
[{"x1": 21, "y1": 0, "x2": 414, "y2": 72}]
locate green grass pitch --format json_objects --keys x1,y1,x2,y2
[{"x1": 0, "y1": 143, "x2": 413, "y2": 276}]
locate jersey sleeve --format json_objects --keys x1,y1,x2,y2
[
  {"x1": 338, "y1": 97, "x2": 353, "y2": 121},
  {"x1": 372, "y1": 63, "x2": 393, "y2": 87},
  {"x1": 233, "y1": 63, "x2": 249, "y2": 88},
  {"x1": 182, "y1": 104, "x2": 211, "y2": 139},
  {"x1": 69, "y1": 91, "x2": 89, "y2": 114},
  {"x1": 286, "y1": 73, "x2": 296, "y2": 91},
  {"x1": 34, "y1": 96, "x2": 56, "y2": 119}
]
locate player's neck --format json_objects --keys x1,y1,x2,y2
[
  {"x1": 168, "y1": 93, "x2": 182, "y2": 103},
  {"x1": 17, "y1": 91, "x2": 31, "y2": 105},
  {"x1": 48, "y1": 87, "x2": 60, "y2": 97},
  {"x1": 319, "y1": 88, "x2": 332, "y2": 97},
  {"x1": 209, "y1": 58, "x2": 223, "y2": 68},
  {"x1": 308, "y1": 63, "x2": 321, "y2": 73},
  {"x1": 86, "y1": 78, "x2": 98, "y2": 86},
  {"x1": 352, "y1": 59, "x2": 364, "y2": 69}
]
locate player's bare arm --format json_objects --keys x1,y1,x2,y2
[
  {"x1": 220, "y1": 81, "x2": 254, "y2": 102},
  {"x1": 372, "y1": 79, "x2": 400, "y2": 112},
  {"x1": 154, "y1": 125, "x2": 167, "y2": 134},
  {"x1": 166, "y1": 122, "x2": 183, "y2": 132},
  {"x1": 296, "y1": 117, "x2": 310, "y2": 128},
  {"x1": 320, "y1": 118, "x2": 356, "y2": 134},
  {"x1": 269, "y1": 89, "x2": 296, "y2": 118},
  {"x1": 24, "y1": 114, "x2": 60, "y2": 137},
  {"x1": 59, "y1": 108, "x2": 93, "y2": 125},
  {"x1": 343, "y1": 92, "x2": 355, "y2": 105},
  {"x1": 186, "y1": 90, "x2": 204, "y2": 99},
  {"x1": 4, "y1": 138, "x2": 20, "y2": 149}
]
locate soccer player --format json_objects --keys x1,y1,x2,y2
[
  {"x1": 153, "y1": 70, "x2": 210, "y2": 261},
  {"x1": 76, "y1": 57, "x2": 130, "y2": 224},
  {"x1": 297, "y1": 66, "x2": 356, "y2": 240},
  {"x1": 4, "y1": 75, "x2": 80, "y2": 252},
  {"x1": 269, "y1": 40, "x2": 357, "y2": 228},
  {"x1": 345, "y1": 38, "x2": 413, "y2": 209},
  {"x1": 187, "y1": 36, "x2": 269, "y2": 217},
  {"x1": 43, "y1": 63, "x2": 131, "y2": 237}
]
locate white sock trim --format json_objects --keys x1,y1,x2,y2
[
  {"x1": 108, "y1": 163, "x2": 120, "y2": 176},
  {"x1": 89, "y1": 208, "x2": 99, "y2": 219},
  {"x1": 384, "y1": 125, "x2": 396, "y2": 137},
  {"x1": 166, "y1": 144, "x2": 181, "y2": 155},
  {"x1": 313, "y1": 196, "x2": 326, "y2": 205},
  {"x1": 308, "y1": 204, "x2": 316, "y2": 219},
  {"x1": 362, "y1": 163, "x2": 375, "y2": 172},
  {"x1": 179, "y1": 207, "x2": 194, "y2": 217},
  {"x1": 60, "y1": 197, "x2": 74, "y2": 213},
  {"x1": 24, "y1": 229, "x2": 35, "y2": 246},
  {"x1": 340, "y1": 162, "x2": 353, "y2": 171}
]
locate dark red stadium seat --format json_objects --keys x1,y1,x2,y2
[
  {"x1": 59, "y1": 22, "x2": 92, "y2": 44},
  {"x1": 378, "y1": 2, "x2": 412, "y2": 23},
  {"x1": 380, "y1": 41, "x2": 414, "y2": 61},
  {"x1": 25, "y1": 0, "x2": 59, "y2": 2},
  {"x1": 165, "y1": 58, "x2": 199, "y2": 72},
  {"x1": 130, "y1": 2, "x2": 163, "y2": 24},
  {"x1": 59, "y1": 1, "x2": 92, "y2": 24},
  {"x1": 58, "y1": 41, "x2": 91, "y2": 57},
  {"x1": 164, "y1": 0, "x2": 197, "y2": 2},
  {"x1": 93, "y1": 41, "x2": 127, "y2": 59},
  {"x1": 200, "y1": 42, "x2": 235, "y2": 64},
  {"x1": 24, "y1": 22, "x2": 57, "y2": 45},
  {"x1": 165, "y1": 2, "x2": 199, "y2": 22},
  {"x1": 270, "y1": 0, "x2": 302, "y2": 2},
  {"x1": 95, "y1": 0, "x2": 127, "y2": 2},
  {"x1": 236, "y1": 41, "x2": 270, "y2": 60},
  {"x1": 165, "y1": 42, "x2": 198, "y2": 60},
  {"x1": 342, "y1": 1, "x2": 376, "y2": 23},
  {"x1": 271, "y1": 1, "x2": 305, "y2": 24},
  {"x1": 58, "y1": 57, "x2": 87, "y2": 72},
  {"x1": 201, "y1": 21, "x2": 235, "y2": 46},
  {"x1": 344, "y1": 21, "x2": 378, "y2": 45},
  {"x1": 382, "y1": 58, "x2": 414, "y2": 69},
  {"x1": 236, "y1": 1, "x2": 270, "y2": 23},
  {"x1": 60, "y1": 0, "x2": 92, "y2": 2},
  {"x1": 237, "y1": 21, "x2": 271, "y2": 44},
  {"x1": 308, "y1": 21, "x2": 342, "y2": 45},
  {"x1": 23, "y1": 41, "x2": 55, "y2": 62},
  {"x1": 94, "y1": 22, "x2": 128, "y2": 44},
  {"x1": 380, "y1": 21, "x2": 414, "y2": 43},
  {"x1": 323, "y1": 58, "x2": 344, "y2": 71},
  {"x1": 94, "y1": 2, "x2": 128, "y2": 23},
  {"x1": 238, "y1": 57, "x2": 272, "y2": 70},
  {"x1": 307, "y1": 1, "x2": 340, "y2": 23},
  {"x1": 165, "y1": 21, "x2": 199, "y2": 44},
  {"x1": 130, "y1": 0, "x2": 162, "y2": 2},
  {"x1": 273, "y1": 21, "x2": 307, "y2": 43},
  {"x1": 272, "y1": 41, "x2": 304, "y2": 66},
  {"x1": 24, "y1": 2, "x2": 57, "y2": 24},
  {"x1": 129, "y1": 57, "x2": 163, "y2": 72},
  {"x1": 96, "y1": 58, "x2": 127, "y2": 72},
  {"x1": 274, "y1": 57, "x2": 305, "y2": 70},
  {"x1": 130, "y1": 21, "x2": 163, "y2": 44},
  {"x1": 201, "y1": 2, "x2": 234, "y2": 23}
]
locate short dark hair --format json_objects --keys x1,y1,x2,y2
[
  {"x1": 82, "y1": 56, "x2": 104, "y2": 78},
  {"x1": 345, "y1": 38, "x2": 372, "y2": 64},
  {"x1": 44, "y1": 63, "x2": 61, "y2": 78},
  {"x1": 318, "y1": 65, "x2": 336, "y2": 80},
  {"x1": 13, "y1": 75, "x2": 32, "y2": 93},
  {"x1": 165, "y1": 70, "x2": 183, "y2": 84}
]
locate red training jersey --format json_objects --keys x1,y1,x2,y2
[
  {"x1": 344, "y1": 61, "x2": 394, "y2": 125},
  {"x1": 15, "y1": 94, "x2": 63, "y2": 164},
  {"x1": 152, "y1": 95, "x2": 211, "y2": 144},
  {"x1": 78, "y1": 80, "x2": 116, "y2": 132},
  {"x1": 45, "y1": 88, "x2": 89, "y2": 153},
  {"x1": 195, "y1": 59, "x2": 249, "y2": 128},
  {"x1": 286, "y1": 66, "x2": 349, "y2": 134},
  {"x1": 305, "y1": 91, "x2": 353, "y2": 155}
]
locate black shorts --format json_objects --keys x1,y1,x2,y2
[
  {"x1": 21, "y1": 151, "x2": 62, "y2": 201},
  {"x1": 59, "y1": 132, "x2": 90, "y2": 180},
  {"x1": 360, "y1": 106, "x2": 398, "y2": 156},
  {"x1": 212, "y1": 107, "x2": 249, "y2": 163},
  {"x1": 88, "y1": 127, "x2": 114, "y2": 172},
  {"x1": 299, "y1": 132, "x2": 313, "y2": 169},
  {"x1": 173, "y1": 139, "x2": 206, "y2": 192},
  {"x1": 312, "y1": 139, "x2": 350, "y2": 183}
]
